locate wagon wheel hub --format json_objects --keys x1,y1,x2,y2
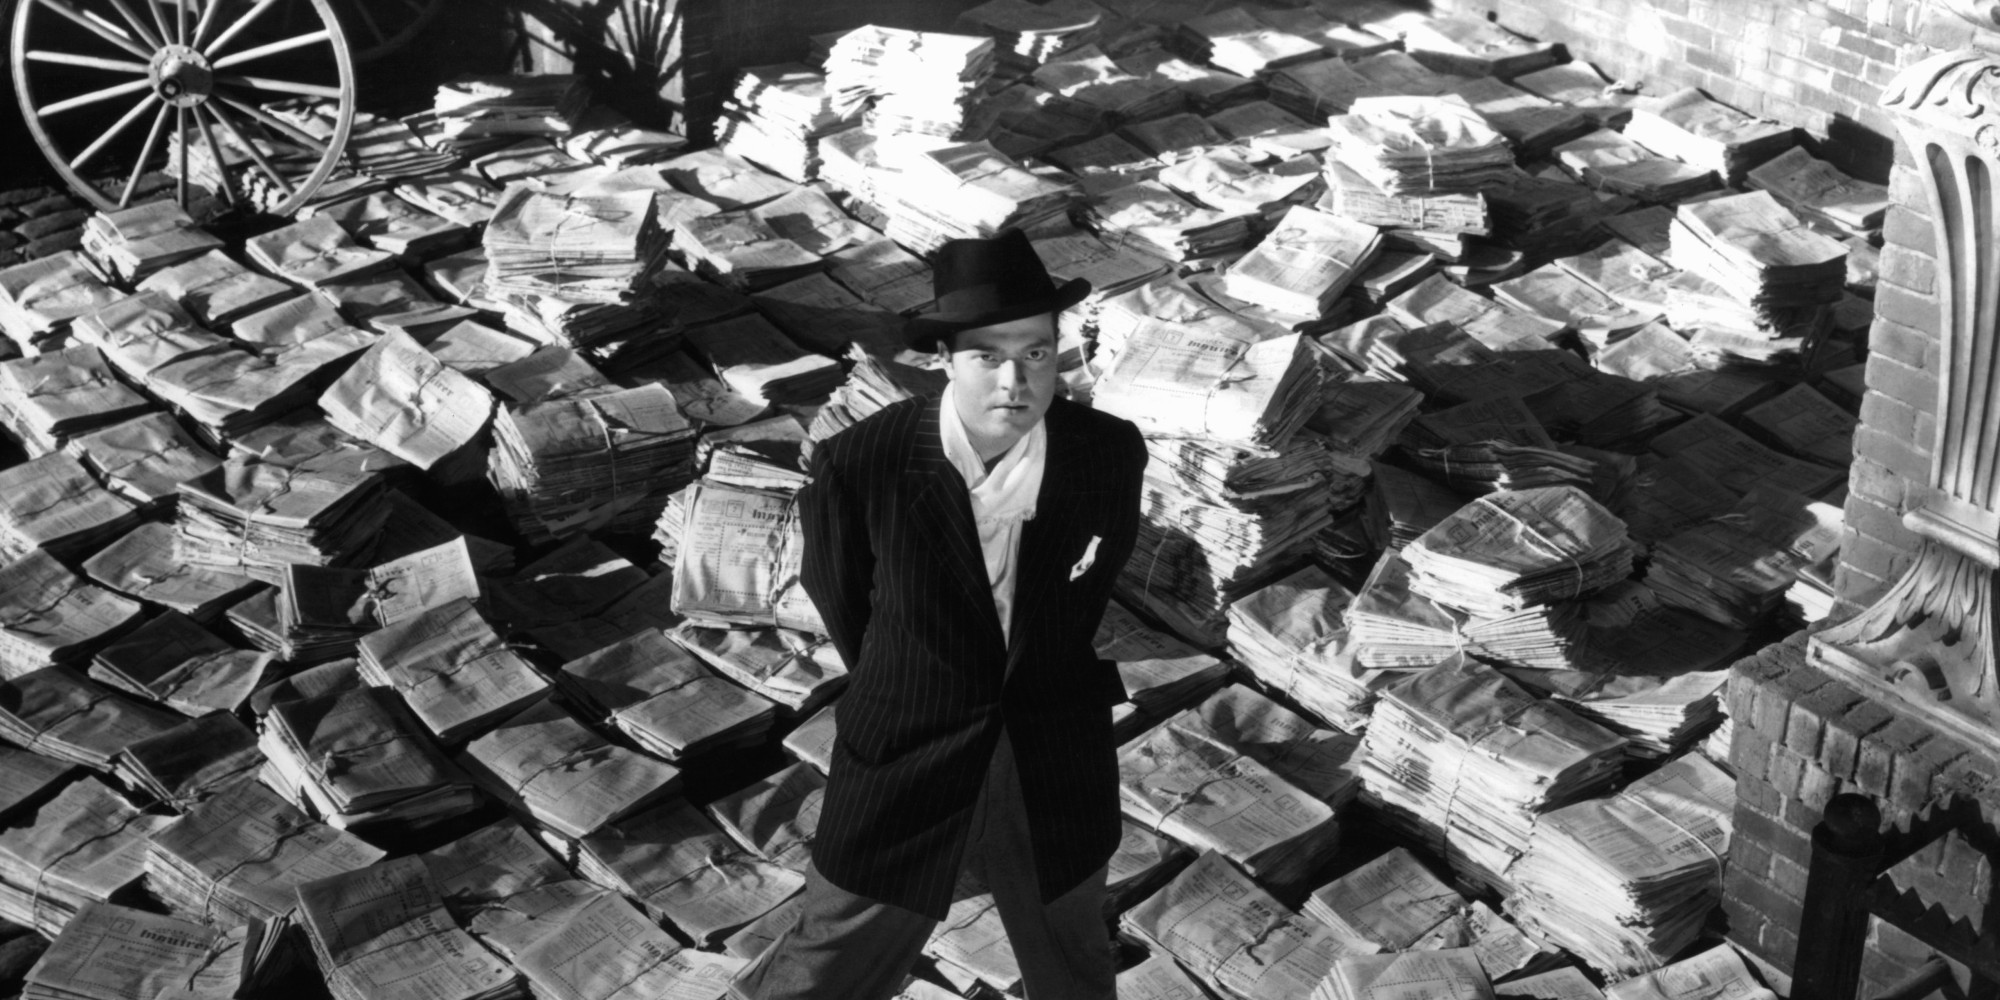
[{"x1": 149, "y1": 44, "x2": 211, "y2": 108}]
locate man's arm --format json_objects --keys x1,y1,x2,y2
[{"x1": 797, "y1": 449, "x2": 874, "y2": 668}]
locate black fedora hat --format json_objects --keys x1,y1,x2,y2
[{"x1": 906, "y1": 229, "x2": 1092, "y2": 350}]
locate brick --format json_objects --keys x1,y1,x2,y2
[
  {"x1": 1860, "y1": 390, "x2": 1919, "y2": 442},
  {"x1": 1733, "y1": 729, "x2": 1778, "y2": 783},
  {"x1": 1769, "y1": 852, "x2": 1812, "y2": 898},
  {"x1": 1799, "y1": 762, "x2": 1841, "y2": 812},
  {"x1": 1821, "y1": 698, "x2": 1896, "y2": 780},
  {"x1": 1880, "y1": 203, "x2": 1928, "y2": 256},
  {"x1": 1767, "y1": 744, "x2": 1813, "y2": 797},
  {"x1": 1721, "y1": 891, "x2": 1770, "y2": 945},
  {"x1": 1853, "y1": 424, "x2": 1934, "y2": 481},
  {"x1": 1782, "y1": 793, "x2": 1824, "y2": 831},
  {"x1": 1888, "y1": 165, "x2": 1929, "y2": 212},
  {"x1": 1876, "y1": 244, "x2": 1936, "y2": 296},
  {"x1": 1739, "y1": 771, "x2": 1784, "y2": 817},
  {"x1": 1855, "y1": 717, "x2": 1932, "y2": 799},
  {"x1": 1726, "y1": 868, "x2": 1807, "y2": 928},
  {"x1": 1861, "y1": 316, "x2": 1930, "y2": 372},
  {"x1": 1932, "y1": 751, "x2": 1997, "y2": 807},
  {"x1": 1785, "y1": 682, "x2": 1865, "y2": 757},
  {"x1": 1840, "y1": 498, "x2": 1904, "y2": 549},
  {"x1": 1843, "y1": 531, "x2": 1918, "y2": 593},
  {"x1": 1892, "y1": 736, "x2": 1965, "y2": 814},
  {"x1": 1735, "y1": 803, "x2": 1814, "y2": 866},
  {"x1": 1868, "y1": 353, "x2": 1936, "y2": 412},
  {"x1": 1730, "y1": 834, "x2": 1775, "y2": 881},
  {"x1": 1873, "y1": 282, "x2": 1940, "y2": 335},
  {"x1": 1846, "y1": 465, "x2": 1904, "y2": 515}
]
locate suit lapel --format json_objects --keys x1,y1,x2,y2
[{"x1": 904, "y1": 397, "x2": 1007, "y2": 645}]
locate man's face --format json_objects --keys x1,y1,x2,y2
[{"x1": 940, "y1": 313, "x2": 1060, "y2": 454}]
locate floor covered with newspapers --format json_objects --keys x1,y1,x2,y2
[{"x1": 0, "y1": 1, "x2": 1870, "y2": 998}]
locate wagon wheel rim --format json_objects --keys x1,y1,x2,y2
[{"x1": 11, "y1": 0, "x2": 357, "y2": 218}]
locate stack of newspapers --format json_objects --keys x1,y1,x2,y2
[
  {"x1": 1669, "y1": 191, "x2": 1848, "y2": 318},
  {"x1": 1119, "y1": 708, "x2": 1341, "y2": 893},
  {"x1": 1095, "y1": 601, "x2": 1232, "y2": 739},
  {"x1": 456, "y1": 699, "x2": 683, "y2": 838},
  {"x1": 1311, "y1": 950, "x2": 1495, "y2": 1000},
  {"x1": 0, "y1": 667, "x2": 178, "y2": 769},
  {"x1": 79, "y1": 202, "x2": 222, "y2": 283},
  {"x1": 1554, "y1": 130, "x2": 1719, "y2": 202},
  {"x1": 258, "y1": 687, "x2": 478, "y2": 830},
  {"x1": 1623, "y1": 88, "x2": 1796, "y2": 186},
  {"x1": 1222, "y1": 205, "x2": 1383, "y2": 318},
  {"x1": 0, "y1": 347, "x2": 152, "y2": 456},
  {"x1": 1403, "y1": 485, "x2": 1634, "y2": 615},
  {"x1": 0, "y1": 452, "x2": 143, "y2": 561},
  {"x1": 558, "y1": 629, "x2": 779, "y2": 761},
  {"x1": 0, "y1": 778, "x2": 169, "y2": 935},
  {"x1": 434, "y1": 74, "x2": 588, "y2": 141},
  {"x1": 0, "y1": 252, "x2": 121, "y2": 353},
  {"x1": 1175, "y1": 9, "x2": 1323, "y2": 77},
  {"x1": 355, "y1": 598, "x2": 552, "y2": 744},
  {"x1": 882, "y1": 141, "x2": 1078, "y2": 253},
  {"x1": 1346, "y1": 549, "x2": 1590, "y2": 671},
  {"x1": 1327, "y1": 96, "x2": 1516, "y2": 196},
  {"x1": 1645, "y1": 487, "x2": 1825, "y2": 629},
  {"x1": 824, "y1": 25, "x2": 995, "y2": 138},
  {"x1": 956, "y1": 0, "x2": 1102, "y2": 69},
  {"x1": 1745, "y1": 147, "x2": 1889, "y2": 239},
  {"x1": 487, "y1": 383, "x2": 697, "y2": 543},
  {"x1": 483, "y1": 186, "x2": 669, "y2": 305},
  {"x1": 717, "y1": 64, "x2": 847, "y2": 183},
  {"x1": 175, "y1": 455, "x2": 393, "y2": 583},
  {"x1": 1507, "y1": 754, "x2": 1734, "y2": 978},
  {"x1": 23, "y1": 901, "x2": 283, "y2": 1000},
  {"x1": 297, "y1": 856, "x2": 527, "y2": 1000},
  {"x1": 1227, "y1": 565, "x2": 1382, "y2": 731},
  {"x1": 1359, "y1": 656, "x2": 1628, "y2": 889}
]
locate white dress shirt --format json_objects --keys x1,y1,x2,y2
[{"x1": 938, "y1": 396, "x2": 1047, "y2": 645}]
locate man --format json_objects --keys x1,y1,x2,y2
[{"x1": 731, "y1": 230, "x2": 1147, "y2": 1000}]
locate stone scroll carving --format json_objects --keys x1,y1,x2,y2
[{"x1": 1813, "y1": 49, "x2": 2000, "y2": 742}]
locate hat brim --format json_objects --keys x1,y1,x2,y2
[{"x1": 904, "y1": 277, "x2": 1093, "y2": 351}]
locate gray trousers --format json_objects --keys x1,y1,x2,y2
[{"x1": 729, "y1": 731, "x2": 1117, "y2": 1000}]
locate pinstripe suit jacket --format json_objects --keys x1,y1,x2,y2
[{"x1": 798, "y1": 394, "x2": 1147, "y2": 918}]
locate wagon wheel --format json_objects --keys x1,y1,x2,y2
[
  {"x1": 325, "y1": 0, "x2": 441, "y2": 62},
  {"x1": 11, "y1": 0, "x2": 356, "y2": 218}
]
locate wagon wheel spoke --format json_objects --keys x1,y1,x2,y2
[
  {"x1": 204, "y1": 101, "x2": 292, "y2": 196},
  {"x1": 103, "y1": 0, "x2": 164, "y2": 50},
  {"x1": 214, "y1": 92, "x2": 329, "y2": 155},
  {"x1": 23, "y1": 49, "x2": 151, "y2": 73},
  {"x1": 209, "y1": 29, "x2": 328, "y2": 70},
  {"x1": 38, "y1": 76, "x2": 152, "y2": 116},
  {"x1": 71, "y1": 91, "x2": 161, "y2": 171},
  {"x1": 212, "y1": 72, "x2": 342, "y2": 99},
  {"x1": 31, "y1": 0, "x2": 152, "y2": 60},
  {"x1": 202, "y1": 0, "x2": 281, "y2": 58},
  {"x1": 192, "y1": 97, "x2": 238, "y2": 208},
  {"x1": 121, "y1": 103, "x2": 174, "y2": 206}
]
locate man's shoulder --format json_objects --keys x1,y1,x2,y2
[{"x1": 814, "y1": 396, "x2": 928, "y2": 474}]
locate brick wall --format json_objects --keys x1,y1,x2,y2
[
  {"x1": 1723, "y1": 637, "x2": 1996, "y2": 996},
  {"x1": 1425, "y1": 0, "x2": 1979, "y2": 183}
]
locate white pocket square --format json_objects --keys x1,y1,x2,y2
[{"x1": 1070, "y1": 535, "x2": 1102, "y2": 582}]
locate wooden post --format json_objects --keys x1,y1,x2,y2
[{"x1": 1792, "y1": 794, "x2": 1886, "y2": 1000}]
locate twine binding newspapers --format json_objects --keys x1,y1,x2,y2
[
  {"x1": 24, "y1": 805, "x2": 150, "y2": 935},
  {"x1": 1469, "y1": 494, "x2": 1590, "y2": 597}
]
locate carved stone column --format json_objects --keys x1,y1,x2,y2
[{"x1": 1811, "y1": 46, "x2": 2000, "y2": 747}]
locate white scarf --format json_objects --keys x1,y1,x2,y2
[{"x1": 938, "y1": 395, "x2": 1046, "y2": 642}]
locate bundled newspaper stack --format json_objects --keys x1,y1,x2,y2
[
  {"x1": 1554, "y1": 130, "x2": 1718, "y2": 202},
  {"x1": 145, "y1": 777, "x2": 385, "y2": 928},
  {"x1": 558, "y1": 629, "x2": 779, "y2": 761},
  {"x1": 882, "y1": 141, "x2": 1078, "y2": 253},
  {"x1": 1095, "y1": 601, "x2": 1232, "y2": 739},
  {"x1": 1305, "y1": 847, "x2": 1465, "y2": 950},
  {"x1": 22, "y1": 900, "x2": 281, "y2": 1000},
  {"x1": 176, "y1": 454, "x2": 394, "y2": 583},
  {"x1": 1030, "y1": 48, "x2": 1183, "y2": 123},
  {"x1": 1121, "y1": 851, "x2": 1372, "y2": 999},
  {"x1": 0, "y1": 778, "x2": 170, "y2": 935},
  {"x1": 0, "y1": 347, "x2": 151, "y2": 456},
  {"x1": 259, "y1": 687, "x2": 479, "y2": 830},
  {"x1": 1222, "y1": 205, "x2": 1383, "y2": 318},
  {"x1": 1507, "y1": 754, "x2": 1734, "y2": 978},
  {"x1": 1091, "y1": 180, "x2": 1253, "y2": 262},
  {"x1": 298, "y1": 856, "x2": 527, "y2": 1000},
  {"x1": 136, "y1": 249, "x2": 294, "y2": 328},
  {"x1": 1311, "y1": 950, "x2": 1495, "y2": 1000},
  {"x1": 684, "y1": 313, "x2": 843, "y2": 406},
  {"x1": 488, "y1": 383, "x2": 697, "y2": 543},
  {"x1": 84, "y1": 523, "x2": 250, "y2": 625},
  {"x1": 61, "y1": 404, "x2": 219, "y2": 507},
  {"x1": 1327, "y1": 97, "x2": 1517, "y2": 196},
  {"x1": 457, "y1": 699, "x2": 683, "y2": 839},
  {"x1": 1346, "y1": 550, "x2": 1590, "y2": 671},
  {"x1": 89, "y1": 611, "x2": 271, "y2": 716},
  {"x1": 0, "y1": 448, "x2": 144, "y2": 560},
  {"x1": 1624, "y1": 88, "x2": 1796, "y2": 186},
  {"x1": 1404, "y1": 486, "x2": 1633, "y2": 616},
  {"x1": 670, "y1": 624, "x2": 848, "y2": 717},
  {"x1": 825, "y1": 25, "x2": 995, "y2": 138},
  {"x1": 1646, "y1": 486, "x2": 1827, "y2": 628},
  {"x1": 571, "y1": 796, "x2": 806, "y2": 946},
  {"x1": 483, "y1": 186, "x2": 668, "y2": 307},
  {"x1": 112, "y1": 711, "x2": 264, "y2": 809},
  {"x1": 356, "y1": 597, "x2": 552, "y2": 744},
  {"x1": 79, "y1": 202, "x2": 222, "y2": 283},
  {"x1": 0, "y1": 252, "x2": 122, "y2": 353},
  {"x1": 667, "y1": 474, "x2": 822, "y2": 633},
  {"x1": 1359, "y1": 656, "x2": 1628, "y2": 889},
  {"x1": 1119, "y1": 708, "x2": 1341, "y2": 892},
  {"x1": 0, "y1": 553, "x2": 144, "y2": 679},
  {"x1": 674, "y1": 212, "x2": 825, "y2": 291},
  {"x1": 245, "y1": 216, "x2": 398, "y2": 289},
  {"x1": 317, "y1": 191, "x2": 475, "y2": 261},
  {"x1": 434, "y1": 74, "x2": 588, "y2": 141},
  {"x1": 1669, "y1": 191, "x2": 1847, "y2": 319},
  {"x1": 716, "y1": 64, "x2": 847, "y2": 183},
  {"x1": 1175, "y1": 8, "x2": 1323, "y2": 76},
  {"x1": 1403, "y1": 14, "x2": 1564, "y2": 77},
  {"x1": 957, "y1": 0, "x2": 1102, "y2": 69},
  {"x1": 1745, "y1": 147, "x2": 1889, "y2": 239},
  {"x1": 1227, "y1": 565, "x2": 1385, "y2": 730},
  {"x1": 1605, "y1": 945, "x2": 1781, "y2": 1000}
]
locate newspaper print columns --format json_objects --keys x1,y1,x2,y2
[{"x1": 1812, "y1": 48, "x2": 2000, "y2": 746}]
